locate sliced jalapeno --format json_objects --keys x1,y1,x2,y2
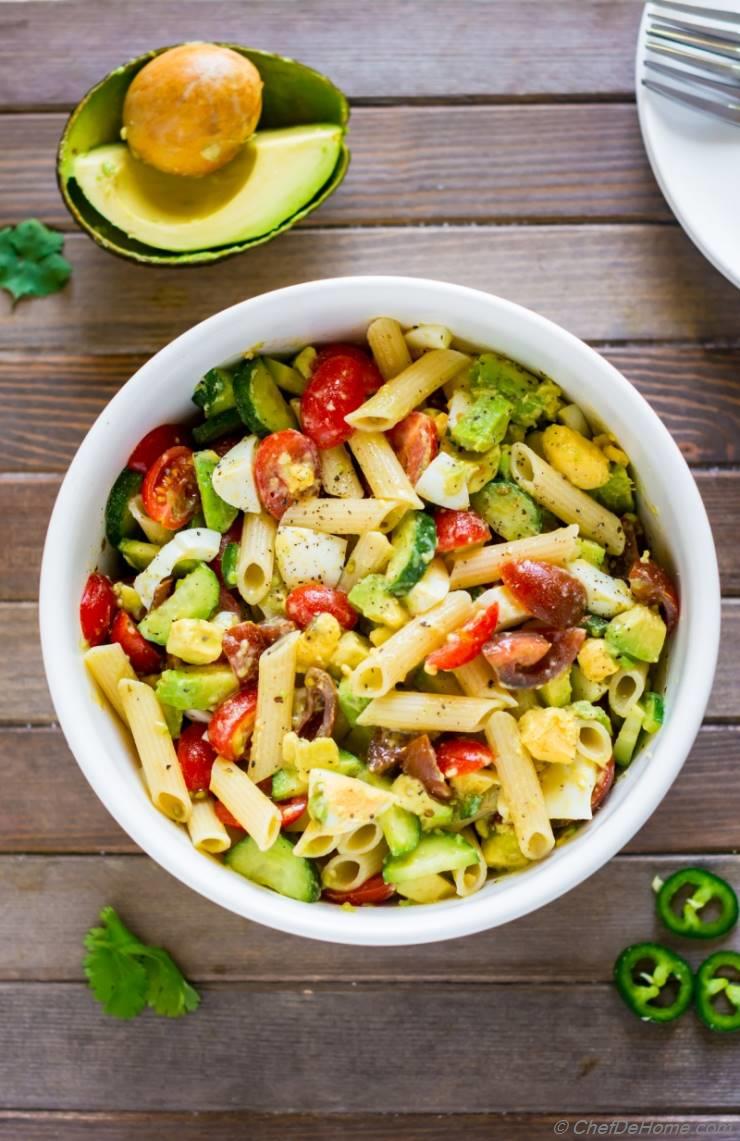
[
  {"x1": 614, "y1": 942, "x2": 693, "y2": 1024},
  {"x1": 656, "y1": 868, "x2": 739, "y2": 940},
  {"x1": 695, "y1": 951, "x2": 740, "y2": 1033}
]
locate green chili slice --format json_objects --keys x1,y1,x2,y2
[
  {"x1": 656, "y1": 868, "x2": 739, "y2": 940},
  {"x1": 614, "y1": 942, "x2": 693, "y2": 1023},
  {"x1": 695, "y1": 951, "x2": 740, "y2": 1033}
]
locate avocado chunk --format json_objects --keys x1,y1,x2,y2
[
  {"x1": 155, "y1": 665, "x2": 239, "y2": 711},
  {"x1": 591, "y1": 464, "x2": 635, "y2": 514},
  {"x1": 193, "y1": 450, "x2": 239, "y2": 533},
  {"x1": 471, "y1": 353, "x2": 562, "y2": 429},
  {"x1": 481, "y1": 827, "x2": 529, "y2": 869},
  {"x1": 539, "y1": 670, "x2": 573, "y2": 708},
  {"x1": 337, "y1": 677, "x2": 371, "y2": 729},
  {"x1": 471, "y1": 479, "x2": 542, "y2": 542},
  {"x1": 348, "y1": 574, "x2": 406, "y2": 627},
  {"x1": 72, "y1": 125, "x2": 344, "y2": 253},
  {"x1": 449, "y1": 392, "x2": 511, "y2": 453},
  {"x1": 605, "y1": 605, "x2": 667, "y2": 664},
  {"x1": 119, "y1": 539, "x2": 160, "y2": 571},
  {"x1": 384, "y1": 511, "x2": 437, "y2": 597},
  {"x1": 225, "y1": 834, "x2": 320, "y2": 903},
  {"x1": 382, "y1": 831, "x2": 478, "y2": 884},
  {"x1": 138, "y1": 563, "x2": 220, "y2": 645}
]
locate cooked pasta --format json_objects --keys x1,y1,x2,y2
[
  {"x1": 321, "y1": 844, "x2": 387, "y2": 892},
  {"x1": 452, "y1": 830, "x2": 488, "y2": 897},
  {"x1": 453, "y1": 657, "x2": 517, "y2": 707},
  {"x1": 337, "y1": 822, "x2": 384, "y2": 856},
  {"x1": 319, "y1": 444, "x2": 365, "y2": 499},
  {"x1": 85, "y1": 643, "x2": 136, "y2": 719},
  {"x1": 282, "y1": 497, "x2": 399, "y2": 534},
  {"x1": 210, "y1": 757, "x2": 281, "y2": 851},
  {"x1": 236, "y1": 511, "x2": 276, "y2": 605},
  {"x1": 118, "y1": 678, "x2": 191, "y2": 823},
  {"x1": 575, "y1": 718, "x2": 613, "y2": 766},
  {"x1": 345, "y1": 348, "x2": 470, "y2": 432},
  {"x1": 608, "y1": 661, "x2": 649, "y2": 719},
  {"x1": 358, "y1": 691, "x2": 499, "y2": 733},
  {"x1": 337, "y1": 530, "x2": 393, "y2": 593},
  {"x1": 249, "y1": 630, "x2": 300, "y2": 782},
  {"x1": 485, "y1": 711, "x2": 555, "y2": 861},
  {"x1": 367, "y1": 316, "x2": 412, "y2": 380},
  {"x1": 348, "y1": 431, "x2": 423, "y2": 508},
  {"x1": 187, "y1": 796, "x2": 232, "y2": 854},
  {"x1": 449, "y1": 525, "x2": 580, "y2": 589}
]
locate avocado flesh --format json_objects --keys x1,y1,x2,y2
[{"x1": 72, "y1": 124, "x2": 343, "y2": 252}]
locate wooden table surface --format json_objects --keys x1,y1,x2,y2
[{"x1": 1, "y1": 3, "x2": 739, "y2": 1138}]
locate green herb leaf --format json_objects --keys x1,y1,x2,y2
[
  {"x1": 83, "y1": 906, "x2": 200, "y2": 1020},
  {"x1": 0, "y1": 219, "x2": 72, "y2": 304}
]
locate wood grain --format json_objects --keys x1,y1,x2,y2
[
  {"x1": 0, "y1": 2, "x2": 642, "y2": 108},
  {"x1": 0, "y1": 981, "x2": 737, "y2": 1112},
  {"x1": 2, "y1": 342, "x2": 739, "y2": 473},
  {"x1": 3, "y1": 227, "x2": 740, "y2": 352},
  {"x1": 0, "y1": 105, "x2": 668, "y2": 229},
  {"x1": 1, "y1": 854, "x2": 737, "y2": 982}
]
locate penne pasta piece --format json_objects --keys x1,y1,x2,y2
[
  {"x1": 320, "y1": 444, "x2": 365, "y2": 499},
  {"x1": 320, "y1": 843, "x2": 387, "y2": 892},
  {"x1": 187, "y1": 796, "x2": 231, "y2": 854},
  {"x1": 236, "y1": 511, "x2": 276, "y2": 605},
  {"x1": 358, "y1": 691, "x2": 499, "y2": 734},
  {"x1": 249, "y1": 631, "x2": 300, "y2": 782},
  {"x1": 608, "y1": 661, "x2": 649, "y2": 719},
  {"x1": 345, "y1": 349, "x2": 470, "y2": 433},
  {"x1": 281, "y1": 497, "x2": 398, "y2": 534},
  {"x1": 404, "y1": 323, "x2": 453, "y2": 354},
  {"x1": 292, "y1": 820, "x2": 338, "y2": 858},
  {"x1": 118, "y1": 678, "x2": 191, "y2": 824},
  {"x1": 349, "y1": 591, "x2": 474, "y2": 697},
  {"x1": 210, "y1": 757, "x2": 281, "y2": 851},
  {"x1": 453, "y1": 658, "x2": 517, "y2": 707},
  {"x1": 337, "y1": 822, "x2": 384, "y2": 856},
  {"x1": 337, "y1": 530, "x2": 393, "y2": 593},
  {"x1": 452, "y1": 829, "x2": 488, "y2": 897},
  {"x1": 449, "y1": 525, "x2": 580, "y2": 590},
  {"x1": 348, "y1": 431, "x2": 423, "y2": 509},
  {"x1": 367, "y1": 316, "x2": 413, "y2": 380},
  {"x1": 85, "y1": 643, "x2": 136, "y2": 719},
  {"x1": 484, "y1": 711, "x2": 554, "y2": 862},
  {"x1": 575, "y1": 719, "x2": 613, "y2": 767},
  {"x1": 510, "y1": 443, "x2": 625, "y2": 555}
]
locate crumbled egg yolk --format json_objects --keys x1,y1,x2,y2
[
  {"x1": 519, "y1": 707, "x2": 579, "y2": 766},
  {"x1": 577, "y1": 638, "x2": 619, "y2": 683}
]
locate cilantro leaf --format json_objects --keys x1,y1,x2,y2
[
  {"x1": 83, "y1": 906, "x2": 200, "y2": 1021},
  {"x1": 0, "y1": 219, "x2": 72, "y2": 304}
]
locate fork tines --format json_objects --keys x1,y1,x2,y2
[{"x1": 644, "y1": 2, "x2": 740, "y2": 124}]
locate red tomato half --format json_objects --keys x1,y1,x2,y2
[
  {"x1": 127, "y1": 424, "x2": 188, "y2": 474},
  {"x1": 315, "y1": 344, "x2": 383, "y2": 394},
  {"x1": 214, "y1": 800, "x2": 245, "y2": 830},
  {"x1": 435, "y1": 508, "x2": 491, "y2": 553},
  {"x1": 323, "y1": 873, "x2": 396, "y2": 906},
  {"x1": 435, "y1": 738, "x2": 494, "y2": 778},
  {"x1": 388, "y1": 412, "x2": 439, "y2": 485},
  {"x1": 141, "y1": 445, "x2": 199, "y2": 530},
  {"x1": 254, "y1": 430, "x2": 321, "y2": 519},
  {"x1": 425, "y1": 601, "x2": 499, "y2": 673},
  {"x1": 79, "y1": 572, "x2": 116, "y2": 647},
  {"x1": 176, "y1": 723, "x2": 217, "y2": 793},
  {"x1": 285, "y1": 584, "x2": 358, "y2": 630},
  {"x1": 300, "y1": 356, "x2": 367, "y2": 449},
  {"x1": 279, "y1": 795, "x2": 308, "y2": 828},
  {"x1": 110, "y1": 609, "x2": 162, "y2": 674},
  {"x1": 500, "y1": 560, "x2": 587, "y2": 628},
  {"x1": 208, "y1": 687, "x2": 258, "y2": 761},
  {"x1": 591, "y1": 757, "x2": 615, "y2": 812}
]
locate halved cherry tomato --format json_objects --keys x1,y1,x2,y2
[
  {"x1": 484, "y1": 627, "x2": 586, "y2": 689},
  {"x1": 435, "y1": 738, "x2": 494, "y2": 778},
  {"x1": 208, "y1": 687, "x2": 258, "y2": 761},
  {"x1": 315, "y1": 343, "x2": 382, "y2": 394},
  {"x1": 110, "y1": 609, "x2": 162, "y2": 674},
  {"x1": 222, "y1": 622, "x2": 271, "y2": 682},
  {"x1": 214, "y1": 800, "x2": 245, "y2": 830},
  {"x1": 323, "y1": 873, "x2": 396, "y2": 906},
  {"x1": 435, "y1": 508, "x2": 491, "y2": 553},
  {"x1": 285, "y1": 583, "x2": 358, "y2": 630},
  {"x1": 127, "y1": 424, "x2": 188, "y2": 474},
  {"x1": 300, "y1": 356, "x2": 368, "y2": 449},
  {"x1": 254, "y1": 429, "x2": 321, "y2": 519},
  {"x1": 279, "y1": 795, "x2": 308, "y2": 828},
  {"x1": 425, "y1": 601, "x2": 499, "y2": 673},
  {"x1": 388, "y1": 412, "x2": 439, "y2": 485},
  {"x1": 79, "y1": 572, "x2": 116, "y2": 647},
  {"x1": 628, "y1": 558, "x2": 679, "y2": 633},
  {"x1": 501, "y1": 560, "x2": 587, "y2": 628},
  {"x1": 141, "y1": 445, "x2": 199, "y2": 530},
  {"x1": 591, "y1": 757, "x2": 615, "y2": 812},
  {"x1": 176, "y1": 723, "x2": 216, "y2": 793}
]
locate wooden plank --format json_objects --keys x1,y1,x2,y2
[
  {"x1": 3, "y1": 227, "x2": 740, "y2": 352},
  {"x1": 4, "y1": 722, "x2": 735, "y2": 857},
  {"x1": 1, "y1": 1113, "x2": 737, "y2": 1141},
  {"x1": 1, "y1": 854, "x2": 737, "y2": 983},
  {"x1": 0, "y1": 105, "x2": 668, "y2": 231},
  {"x1": 3, "y1": 601, "x2": 738, "y2": 724},
  {"x1": 2, "y1": 343, "x2": 739, "y2": 474},
  {"x1": 0, "y1": 981, "x2": 736, "y2": 1112},
  {"x1": 0, "y1": 2, "x2": 641, "y2": 108}
]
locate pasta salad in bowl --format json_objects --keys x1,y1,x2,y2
[{"x1": 41, "y1": 277, "x2": 719, "y2": 943}]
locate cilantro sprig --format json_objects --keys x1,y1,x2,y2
[
  {"x1": 0, "y1": 218, "x2": 72, "y2": 304},
  {"x1": 83, "y1": 906, "x2": 200, "y2": 1020}
]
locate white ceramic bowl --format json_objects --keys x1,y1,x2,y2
[{"x1": 40, "y1": 276, "x2": 720, "y2": 946}]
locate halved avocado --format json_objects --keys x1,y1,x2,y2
[{"x1": 57, "y1": 44, "x2": 350, "y2": 266}]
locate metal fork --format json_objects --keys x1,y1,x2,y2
[{"x1": 642, "y1": 1, "x2": 740, "y2": 124}]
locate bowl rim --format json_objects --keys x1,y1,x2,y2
[{"x1": 39, "y1": 275, "x2": 721, "y2": 946}]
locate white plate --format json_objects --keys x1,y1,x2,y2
[{"x1": 636, "y1": 0, "x2": 740, "y2": 288}]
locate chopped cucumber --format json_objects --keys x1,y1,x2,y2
[
  {"x1": 539, "y1": 670, "x2": 573, "y2": 708},
  {"x1": 471, "y1": 479, "x2": 542, "y2": 542},
  {"x1": 226, "y1": 834, "x2": 320, "y2": 902},
  {"x1": 155, "y1": 665, "x2": 238, "y2": 711},
  {"x1": 380, "y1": 804, "x2": 422, "y2": 858},
  {"x1": 383, "y1": 831, "x2": 478, "y2": 884},
  {"x1": 105, "y1": 468, "x2": 143, "y2": 546},
  {"x1": 161, "y1": 703, "x2": 183, "y2": 739},
  {"x1": 385, "y1": 511, "x2": 437, "y2": 597},
  {"x1": 139, "y1": 563, "x2": 220, "y2": 645},
  {"x1": 192, "y1": 367, "x2": 235, "y2": 419},
  {"x1": 606, "y1": 605, "x2": 666, "y2": 664},
  {"x1": 264, "y1": 356, "x2": 307, "y2": 396},
  {"x1": 292, "y1": 346, "x2": 317, "y2": 380},
  {"x1": 193, "y1": 450, "x2": 239, "y2": 533},
  {"x1": 581, "y1": 614, "x2": 610, "y2": 639},
  {"x1": 613, "y1": 702, "x2": 646, "y2": 768},
  {"x1": 192, "y1": 408, "x2": 243, "y2": 446},
  {"x1": 642, "y1": 692, "x2": 664, "y2": 734},
  {"x1": 221, "y1": 541, "x2": 239, "y2": 587},
  {"x1": 234, "y1": 357, "x2": 297, "y2": 437},
  {"x1": 119, "y1": 539, "x2": 160, "y2": 571}
]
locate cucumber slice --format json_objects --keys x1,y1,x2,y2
[
  {"x1": 380, "y1": 804, "x2": 422, "y2": 858},
  {"x1": 642, "y1": 692, "x2": 664, "y2": 734},
  {"x1": 105, "y1": 468, "x2": 143, "y2": 546},
  {"x1": 119, "y1": 539, "x2": 160, "y2": 571},
  {"x1": 193, "y1": 450, "x2": 239, "y2": 533},
  {"x1": 221, "y1": 541, "x2": 239, "y2": 588},
  {"x1": 192, "y1": 367, "x2": 236, "y2": 419},
  {"x1": 225, "y1": 834, "x2": 320, "y2": 902},
  {"x1": 138, "y1": 563, "x2": 220, "y2": 645},
  {"x1": 264, "y1": 356, "x2": 307, "y2": 396},
  {"x1": 234, "y1": 357, "x2": 297, "y2": 437},
  {"x1": 155, "y1": 665, "x2": 238, "y2": 711},
  {"x1": 383, "y1": 831, "x2": 478, "y2": 884},
  {"x1": 385, "y1": 511, "x2": 437, "y2": 598},
  {"x1": 192, "y1": 408, "x2": 243, "y2": 446},
  {"x1": 471, "y1": 479, "x2": 543, "y2": 542}
]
